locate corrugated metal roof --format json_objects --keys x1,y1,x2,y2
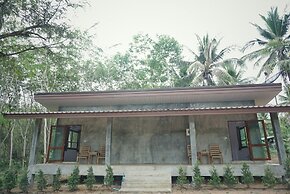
[{"x1": 3, "y1": 104, "x2": 290, "y2": 119}]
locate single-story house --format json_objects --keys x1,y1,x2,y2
[{"x1": 3, "y1": 83, "x2": 290, "y2": 192}]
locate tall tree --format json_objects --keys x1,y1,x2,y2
[
  {"x1": 186, "y1": 34, "x2": 241, "y2": 86},
  {"x1": 242, "y1": 7, "x2": 290, "y2": 84},
  {"x1": 100, "y1": 34, "x2": 185, "y2": 89},
  {"x1": 0, "y1": 0, "x2": 103, "y2": 167},
  {"x1": 0, "y1": 0, "x2": 85, "y2": 58}
]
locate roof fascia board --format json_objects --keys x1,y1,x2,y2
[{"x1": 34, "y1": 83, "x2": 282, "y2": 101}]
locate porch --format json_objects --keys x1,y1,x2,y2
[
  {"x1": 4, "y1": 104, "x2": 289, "y2": 178},
  {"x1": 31, "y1": 163, "x2": 285, "y2": 177}
]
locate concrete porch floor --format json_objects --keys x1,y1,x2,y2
[{"x1": 30, "y1": 163, "x2": 285, "y2": 177}]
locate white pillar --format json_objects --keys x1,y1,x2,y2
[
  {"x1": 28, "y1": 118, "x2": 42, "y2": 183},
  {"x1": 189, "y1": 116, "x2": 197, "y2": 165},
  {"x1": 105, "y1": 118, "x2": 112, "y2": 165}
]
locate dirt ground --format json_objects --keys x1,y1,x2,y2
[{"x1": 10, "y1": 184, "x2": 290, "y2": 194}]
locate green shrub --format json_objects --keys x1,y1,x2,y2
[
  {"x1": 192, "y1": 162, "x2": 204, "y2": 189},
  {"x1": 176, "y1": 166, "x2": 189, "y2": 186},
  {"x1": 52, "y1": 168, "x2": 61, "y2": 191},
  {"x1": 209, "y1": 166, "x2": 221, "y2": 188},
  {"x1": 104, "y1": 165, "x2": 114, "y2": 186},
  {"x1": 241, "y1": 163, "x2": 254, "y2": 188},
  {"x1": 3, "y1": 168, "x2": 17, "y2": 192},
  {"x1": 35, "y1": 169, "x2": 47, "y2": 191},
  {"x1": 223, "y1": 165, "x2": 237, "y2": 188},
  {"x1": 18, "y1": 169, "x2": 29, "y2": 193},
  {"x1": 262, "y1": 166, "x2": 277, "y2": 188},
  {"x1": 85, "y1": 166, "x2": 96, "y2": 190},
  {"x1": 68, "y1": 166, "x2": 80, "y2": 191}
]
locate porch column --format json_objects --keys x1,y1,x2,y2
[
  {"x1": 270, "y1": 112, "x2": 287, "y2": 165},
  {"x1": 105, "y1": 118, "x2": 112, "y2": 165},
  {"x1": 189, "y1": 116, "x2": 197, "y2": 165},
  {"x1": 28, "y1": 118, "x2": 42, "y2": 182}
]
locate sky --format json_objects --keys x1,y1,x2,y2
[{"x1": 70, "y1": 0, "x2": 289, "y2": 78}]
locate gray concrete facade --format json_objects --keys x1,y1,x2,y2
[
  {"x1": 58, "y1": 113, "x2": 258, "y2": 165},
  {"x1": 111, "y1": 116, "x2": 188, "y2": 164},
  {"x1": 59, "y1": 100, "x2": 255, "y2": 112}
]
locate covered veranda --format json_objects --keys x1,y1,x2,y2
[{"x1": 3, "y1": 104, "x2": 290, "y2": 179}]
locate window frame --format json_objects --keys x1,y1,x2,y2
[
  {"x1": 237, "y1": 126, "x2": 248, "y2": 150},
  {"x1": 47, "y1": 125, "x2": 81, "y2": 163},
  {"x1": 66, "y1": 126, "x2": 81, "y2": 150}
]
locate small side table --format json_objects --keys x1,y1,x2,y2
[
  {"x1": 197, "y1": 150, "x2": 209, "y2": 164},
  {"x1": 89, "y1": 151, "x2": 98, "y2": 164}
]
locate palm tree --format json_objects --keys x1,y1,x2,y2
[
  {"x1": 243, "y1": 7, "x2": 290, "y2": 84},
  {"x1": 187, "y1": 34, "x2": 246, "y2": 86},
  {"x1": 279, "y1": 84, "x2": 290, "y2": 105},
  {"x1": 216, "y1": 62, "x2": 254, "y2": 85}
]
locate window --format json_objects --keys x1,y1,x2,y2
[
  {"x1": 237, "y1": 126, "x2": 248, "y2": 150},
  {"x1": 66, "y1": 126, "x2": 81, "y2": 150},
  {"x1": 47, "y1": 125, "x2": 81, "y2": 163}
]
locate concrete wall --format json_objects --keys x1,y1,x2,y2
[
  {"x1": 111, "y1": 116, "x2": 188, "y2": 164},
  {"x1": 58, "y1": 113, "x2": 258, "y2": 164},
  {"x1": 193, "y1": 114, "x2": 257, "y2": 163},
  {"x1": 59, "y1": 100, "x2": 255, "y2": 111},
  {"x1": 59, "y1": 116, "x2": 189, "y2": 164},
  {"x1": 58, "y1": 118, "x2": 107, "y2": 153}
]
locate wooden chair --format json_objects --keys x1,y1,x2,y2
[
  {"x1": 77, "y1": 145, "x2": 91, "y2": 164},
  {"x1": 187, "y1": 145, "x2": 192, "y2": 164},
  {"x1": 209, "y1": 144, "x2": 223, "y2": 164},
  {"x1": 96, "y1": 145, "x2": 106, "y2": 164}
]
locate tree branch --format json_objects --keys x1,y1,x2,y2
[
  {"x1": 0, "y1": 45, "x2": 48, "y2": 57},
  {"x1": 0, "y1": 24, "x2": 48, "y2": 40}
]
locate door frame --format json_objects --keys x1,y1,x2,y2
[
  {"x1": 47, "y1": 125, "x2": 81, "y2": 163},
  {"x1": 228, "y1": 120, "x2": 271, "y2": 161},
  {"x1": 245, "y1": 120, "x2": 271, "y2": 161}
]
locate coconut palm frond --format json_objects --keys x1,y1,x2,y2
[
  {"x1": 213, "y1": 47, "x2": 231, "y2": 63},
  {"x1": 282, "y1": 13, "x2": 290, "y2": 36},
  {"x1": 186, "y1": 61, "x2": 203, "y2": 74},
  {"x1": 191, "y1": 73, "x2": 206, "y2": 86},
  {"x1": 277, "y1": 59, "x2": 290, "y2": 71},
  {"x1": 214, "y1": 68, "x2": 236, "y2": 86},
  {"x1": 242, "y1": 48, "x2": 267, "y2": 63},
  {"x1": 252, "y1": 23, "x2": 275, "y2": 40},
  {"x1": 264, "y1": 71, "x2": 282, "y2": 83},
  {"x1": 242, "y1": 39, "x2": 267, "y2": 51},
  {"x1": 257, "y1": 58, "x2": 277, "y2": 78}
]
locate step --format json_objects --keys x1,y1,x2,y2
[
  {"x1": 125, "y1": 171, "x2": 169, "y2": 176},
  {"x1": 120, "y1": 187, "x2": 171, "y2": 192},
  {"x1": 122, "y1": 184, "x2": 171, "y2": 189},
  {"x1": 124, "y1": 175, "x2": 170, "y2": 179},
  {"x1": 120, "y1": 166, "x2": 172, "y2": 193}
]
